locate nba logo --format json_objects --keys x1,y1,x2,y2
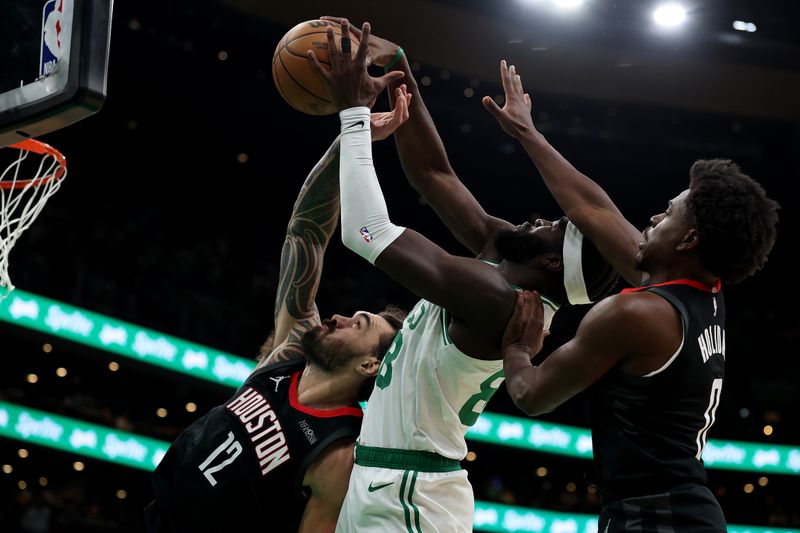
[
  {"x1": 40, "y1": 0, "x2": 64, "y2": 77},
  {"x1": 360, "y1": 226, "x2": 373, "y2": 243}
]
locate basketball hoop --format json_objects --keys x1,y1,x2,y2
[{"x1": 0, "y1": 139, "x2": 67, "y2": 299}]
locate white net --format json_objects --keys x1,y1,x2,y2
[{"x1": 0, "y1": 140, "x2": 67, "y2": 299}]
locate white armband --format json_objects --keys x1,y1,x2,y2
[{"x1": 338, "y1": 107, "x2": 405, "y2": 264}]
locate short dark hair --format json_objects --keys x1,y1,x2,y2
[
  {"x1": 374, "y1": 305, "x2": 407, "y2": 357},
  {"x1": 357, "y1": 304, "x2": 407, "y2": 401},
  {"x1": 580, "y1": 236, "x2": 620, "y2": 301},
  {"x1": 686, "y1": 159, "x2": 779, "y2": 283}
]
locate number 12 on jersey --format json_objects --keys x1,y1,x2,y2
[{"x1": 199, "y1": 431, "x2": 243, "y2": 486}]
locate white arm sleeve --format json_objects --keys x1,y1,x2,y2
[{"x1": 338, "y1": 106, "x2": 406, "y2": 265}]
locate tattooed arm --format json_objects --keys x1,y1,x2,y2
[
  {"x1": 257, "y1": 95, "x2": 412, "y2": 368},
  {"x1": 258, "y1": 140, "x2": 341, "y2": 368}
]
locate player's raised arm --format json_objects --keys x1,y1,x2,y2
[
  {"x1": 260, "y1": 87, "x2": 412, "y2": 368},
  {"x1": 483, "y1": 60, "x2": 644, "y2": 286},
  {"x1": 260, "y1": 138, "x2": 340, "y2": 368},
  {"x1": 321, "y1": 16, "x2": 513, "y2": 257},
  {"x1": 309, "y1": 20, "x2": 516, "y2": 348}
]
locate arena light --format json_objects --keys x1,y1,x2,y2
[
  {"x1": 652, "y1": 3, "x2": 687, "y2": 28},
  {"x1": 733, "y1": 20, "x2": 757, "y2": 32},
  {"x1": 552, "y1": 0, "x2": 584, "y2": 9},
  {"x1": 0, "y1": 401, "x2": 794, "y2": 533}
]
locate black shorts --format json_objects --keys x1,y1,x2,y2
[
  {"x1": 598, "y1": 484, "x2": 726, "y2": 533},
  {"x1": 143, "y1": 501, "x2": 174, "y2": 533}
]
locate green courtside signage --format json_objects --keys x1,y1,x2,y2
[
  {"x1": 0, "y1": 401, "x2": 795, "y2": 533},
  {"x1": 0, "y1": 402, "x2": 167, "y2": 471},
  {"x1": 0, "y1": 290, "x2": 254, "y2": 386},
  {"x1": 3, "y1": 291, "x2": 800, "y2": 475}
]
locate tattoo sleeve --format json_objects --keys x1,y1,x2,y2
[{"x1": 268, "y1": 139, "x2": 341, "y2": 364}]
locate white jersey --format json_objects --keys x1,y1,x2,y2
[{"x1": 359, "y1": 296, "x2": 558, "y2": 460}]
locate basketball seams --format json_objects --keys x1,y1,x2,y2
[
  {"x1": 273, "y1": 21, "x2": 352, "y2": 115},
  {"x1": 283, "y1": 47, "x2": 332, "y2": 67},
  {"x1": 277, "y1": 50, "x2": 331, "y2": 107},
  {"x1": 282, "y1": 30, "x2": 358, "y2": 63},
  {"x1": 272, "y1": 55, "x2": 286, "y2": 103},
  {"x1": 283, "y1": 30, "x2": 343, "y2": 50}
]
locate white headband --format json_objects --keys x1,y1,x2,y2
[{"x1": 562, "y1": 221, "x2": 592, "y2": 304}]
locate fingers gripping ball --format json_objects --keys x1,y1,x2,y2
[{"x1": 272, "y1": 20, "x2": 360, "y2": 115}]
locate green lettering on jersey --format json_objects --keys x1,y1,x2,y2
[
  {"x1": 459, "y1": 369, "x2": 505, "y2": 426},
  {"x1": 376, "y1": 331, "x2": 404, "y2": 389},
  {"x1": 406, "y1": 303, "x2": 426, "y2": 330}
]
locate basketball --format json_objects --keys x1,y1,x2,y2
[{"x1": 272, "y1": 20, "x2": 361, "y2": 116}]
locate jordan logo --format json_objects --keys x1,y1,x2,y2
[{"x1": 270, "y1": 375, "x2": 290, "y2": 392}]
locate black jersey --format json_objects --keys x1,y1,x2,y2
[
  {"x1": 591, "y1": 279, "x2": 725, "y2": 504},
  {"x1": 146, "y1": 359, "x2": 363, "y2": 532}
]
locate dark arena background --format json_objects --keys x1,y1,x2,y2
[{"x1": 1, "y1": 0, "x2": 799, "y2": 531}]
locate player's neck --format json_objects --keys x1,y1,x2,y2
[
  {"x1": 295, "y1": 364, "x2": 359, "y2": 409},
  {"x1": 644, "y1": 265, "x2": 718, "y2": 286},
  {"x1": 497, "y1": 260, "x2": 563, "y2": 302}
]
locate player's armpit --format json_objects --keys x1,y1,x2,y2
[{"x1": 298, "y1": 439, "x2": 355, "y2": 533}]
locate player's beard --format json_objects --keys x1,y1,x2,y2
[
  {"x1": 494, "y1": 227, "x2": 551, "y2": 263},
  {"x1": 634, "y1": 238, "x2": 650, "y2": 274},
  {"x1": 301, "y1": 327, "x2": 360, "y2": 373}
]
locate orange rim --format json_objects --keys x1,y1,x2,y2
[{"x1": 0, "y1": 139, "x2": 67, "y2": 190}]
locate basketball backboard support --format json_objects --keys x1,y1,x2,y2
[{"x1": 0, "y1": 0, "x2": 113, "y2": 148}]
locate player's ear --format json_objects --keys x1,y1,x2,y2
[
  {"x1": 542, "y1": 253, "x2": 563, "y2": 273},
  {"x1": 677, "y1": 228, "x2": 700, "y2": 252},
  {"x1": 356, "y1": 356, "x2": 381, "y2": 378}
]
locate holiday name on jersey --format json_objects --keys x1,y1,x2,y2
[{"x1": 226, "y1": 387, "x2": 291, "y2": 475}]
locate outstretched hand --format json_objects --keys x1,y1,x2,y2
[
  {"x1": 320, "y1": 15, "x2": 402, "y2": 68},
  {"x1": 307, "y1": 19, "x2": 404, "y2": 112},
  {"x1": 502, "y1": 290, "x2": 547, "y2": 359},
  {"x1": 371, "y1": 84, "x2": 412, "y2": 141},
  {"x1": 482, "y1": 60, "x2": 537, "y2": 140}
]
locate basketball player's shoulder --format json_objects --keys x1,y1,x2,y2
[
  {"x1": 585, "y1": 291, "x2": 670, "y2": 335},
  {"x1": 264, "y1": 357, "x2": 306, "y2": 372},
  {"x1": 470, "y1": 257, "x2": 518, "y2": 296},
  {"x1": 583, "y1": 293, "x2": 682, "y2": 361},
  {"x1": 607, "y1": 289, "x2": 673, "y2": 314},
  {"x1": 250, "y1": 357, "x2": 305, "y2": 381},
  {"x1": 307, "y1": 437, "x2": 355, "y2": 478}
]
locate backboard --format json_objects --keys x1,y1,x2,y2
[{"x1": 0, "y1": 0, "x2": 113, "y2": 148}]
